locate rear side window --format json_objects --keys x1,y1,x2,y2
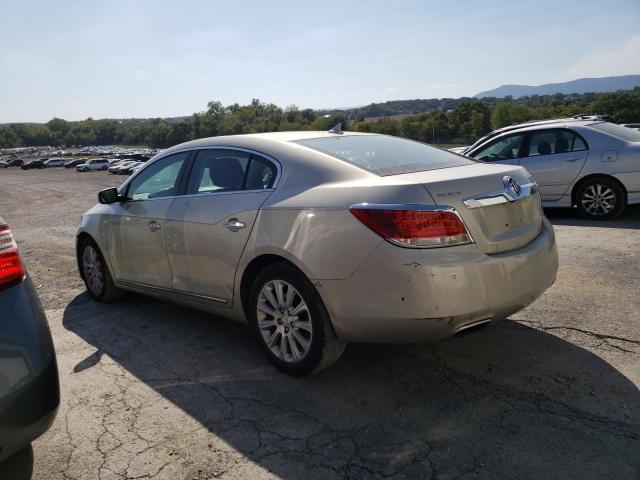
[
  {"x1": 525, "y1": 129, "x2": 588, "y2": 157},
  {"x1": 186, "y1": 150, "x2": 250, "y2": 194},
  {"x1": 245, "y1": 156, "x2": 277, "y2": 190},
  {"x1": 293, "y1": 135, "x2": 473, "y2": 176},
  {"x1": 588, "y1": 122, "x2": 640, "y2": 142},
  {"x1": 185, "y1": 150, "x2": 277, "y2": 195}
]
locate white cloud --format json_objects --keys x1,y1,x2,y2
[
  {"x1": 384, "y1": 87, "x2": 398, "y2": 92},
  {"x1": 562, "y1": 35, "x2": 640, "y2": 80},
  {"x1": 137, "y1": 69, "x2": 145, "y2": 75}
]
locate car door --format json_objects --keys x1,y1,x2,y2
[
  {"x1": 165, "y1": 148, "x2": 278, "y2": 307},
  {"x1": 519, "y1": 129, "x2": 589, "y2": 201},
  {"x1": 108, "y1": 151, "x2": 190, "y2": 289},
  {"x1": 468, "y1": 132, "x2": 526, "y2": 166}
]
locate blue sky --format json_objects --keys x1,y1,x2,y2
[{"x1": 1, "y1": 0, "x2": 639, "y2": 122}]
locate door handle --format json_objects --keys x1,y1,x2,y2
[
  {"x1": 224, "y1": 218, "x2": 246, "y2": 232},
  {"x1": 148, "y1": 221, "x2": 161, "y2": 232},
  {"x1": 565, "y1": 157, "x2": 582, "y2": 163}
]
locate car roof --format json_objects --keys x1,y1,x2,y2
[{"x1": 162, "y1": 131, "x2": 376, "y2": 155}]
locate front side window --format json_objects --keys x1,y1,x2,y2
[
  {"x1": 471, "y1": 133, "x2": 525, "y2": 161},
  {"x1": 525, "y1": 129, "x2": 588, "y2": 157},
  {"x1": 126, "y1": 152, "x2": 187, "y2": 200}
]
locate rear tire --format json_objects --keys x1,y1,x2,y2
[
  {"x1": 575, "y1": 177, "x2": 625, "y2": 219},
  {"x1": 78, "y1": 237, "x2": 125, "y2": 302},
  {"x1": 248, "y1": 263, "x2": 346, "y2": 376}
]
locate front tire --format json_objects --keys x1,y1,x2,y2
[
  {"x1": 249, "y1": 263, "x2": 346, "y2": 376},
  {"x1": 79, "y1": 238, "x2": 125, "y2": 302},
  {"x1": 576, "y1": 177, "x2": 625, "y2": 219}
]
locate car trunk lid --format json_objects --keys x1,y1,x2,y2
[{"x1": 392, "y1": 163, "x2": 543, "y2": 254}]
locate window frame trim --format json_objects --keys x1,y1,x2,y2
[{"x1": 118, "y1": 146, "x2": 282, "y2": 202}]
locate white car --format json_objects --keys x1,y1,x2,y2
[
  {"x1": 129, "y1": 162, "x2": 145, "y2": 174},
  {"x1": 43, "y1": 158, "x2": 67, "y2": 167},
  {"x1": 76, "y1": 159, "x2": 109, "y2": 172},
  {"x1": 457, "y1": 119, "x2": 640, "y2": 219}
]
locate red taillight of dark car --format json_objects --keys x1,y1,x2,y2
[
  {"x1": 0, "y1": 224, "x2": 26, "y2": 290},
  {"x1": 349, "y1": 206, "x2": 472, "y2": 248}
]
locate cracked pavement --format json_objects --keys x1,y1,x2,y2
[{"x1": 0, "y1": 169, "x2": 639, "y2": 479}]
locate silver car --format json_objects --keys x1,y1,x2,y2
[
  {"x1": 460, "y1": 119, "x2": 640, "y2": 219},
  {"x1": 76, "y1": 130, "x2": 558, "y2": 375}
]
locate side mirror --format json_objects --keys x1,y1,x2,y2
[{"x1": 98, "y1": 187, "x2": 122, "y2": 204}]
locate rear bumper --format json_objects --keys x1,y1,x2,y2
[
  {"x1": 0, "y1": 278, "x2": 60, "y2": 461},
  {"x1": 612, "y1": 171, "x2": 640, "y2": 206},
  {"x1": 319, "y1": 218, "x2": 558, "y2": 342}
]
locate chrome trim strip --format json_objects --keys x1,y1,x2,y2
[
  {"x1": 172, "y1": 290, "x2": 228, "y2": 304},
  {"x1": 462, "y1": 181, "x2": 538, "y2": 209},
  {"x1": 348, "y1": 203, "x2": 475, "y2": 248},
  {"x1": 117, "y1": 279, "x2": 171, "y2": 293},
  {"x1": 175, "y1": 188, "x2": 274, "y2": 200},
  {"x1": 116, "y1": 279, "x2": 228, "y2": 304},
  {"x1": 349, "y1": 203, "x2": 457, "y2": 211}
]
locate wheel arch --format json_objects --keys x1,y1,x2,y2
[
  {"x1": 571, "y1": 173, "x2": 628, "y2": 207},
  {"x1": 239, "y1": 254, "x2": 315, "y2": 322},
  {"x1": 76, "y1": 231, "x2": 115, "y2": 282},
  {"x1": 76, "y1": 232, "x2": 95, "y2": 281}
]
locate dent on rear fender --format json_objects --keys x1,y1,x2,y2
[{"x1": 240, "y1": 208, "x2": 382, "y2": 280}]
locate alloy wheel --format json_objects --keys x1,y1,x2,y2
[
  {"x1": 257, "y1": 279, "x2": 313, "y2": 362},
  {"x1": 581, "y1": 183, "x2": 616, "y2": 216},
  {"x1": 83, "y1": 245, "x2": 104, "y2": 296}
]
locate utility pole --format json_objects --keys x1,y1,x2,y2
[{"x1": 432, "y1": 126, "x2": 435, "y2": 144}]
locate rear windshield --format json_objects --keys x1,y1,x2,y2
[
  {"x1": 588, "y1": 122, "x2": 640, "y2": 142},
  {"x1": 293, "y1": 135, "x2": 474, "y2": 176}
]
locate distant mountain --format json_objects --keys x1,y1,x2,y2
[{"x1": 475, "y1": 75, "x2": 640, "y2": 99}]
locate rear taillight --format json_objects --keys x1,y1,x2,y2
[
  {"x1": 0, "y1": 225, "x2": 25, "y2": 290},
  {"x1": 349, "y1": 205, "x2": 472, "y2": 248}
]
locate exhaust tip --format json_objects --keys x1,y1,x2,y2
[{"x1": 454, "y1": 318, "x2": 492, "y2": 336}]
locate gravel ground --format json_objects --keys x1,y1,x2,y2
[{"x1": 1, "y1": 167, "x2": 639, "y2": 480}]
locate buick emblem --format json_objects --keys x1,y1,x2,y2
[{"x1": 503, "y1": 176, "x2": 521, "y2": 196}]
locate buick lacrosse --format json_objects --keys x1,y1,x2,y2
[{"x1": 77, "y1": 129, "x2": 558, "y2": 375}]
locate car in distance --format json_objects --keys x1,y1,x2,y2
[
  {"x1": 64, "y1": 158, "x2": 87, "y2": 168},
  {"x1": 43, "y1": 158, "x2": 67, "y2": 168},
  {"x1": 76, "y1": 130, "x2": 558, "y2": 375},
  {"x1": 118, "y1": 161, "x2": 145, "y2": 175},
  {"x1": 108, "y1": 160, "x2": 138, "y2": 174},
  {"x1": 621, "y1": 123, "x2": 640, "y2": 132},
  {"x1": 0, "y1": 159, "x2": 23, "y2": 168},
  {"x1": 459, "y1": 119, "x2": 640, "y2": 219},
  {"x1": 20, "y1": 159, "x2": 46, "y2": 170},
  {"x1": 0, "y1": 218, "x2": 60, "y2": 462},
  {"x1": 76, "y1": 158, "x2": 109, "y2": 172}
]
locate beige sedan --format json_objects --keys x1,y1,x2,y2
[{"x1": 76, "y1": 129, "x2": 558, "y2": 375}]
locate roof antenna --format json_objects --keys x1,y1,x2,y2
[{"x1": 328, "y1": 122, "x2": 343, "y2": 135}]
